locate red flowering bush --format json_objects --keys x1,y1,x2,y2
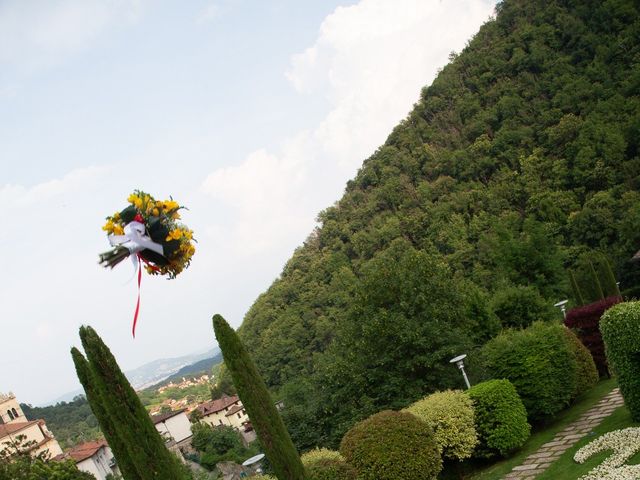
[{"x1": 564, "y1": 296, "x2": 622, "y2": 377}]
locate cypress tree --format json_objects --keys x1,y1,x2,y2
[
  {"x1": 212, "y1": 314, "x2": 306, "y2": 480},
  {"x1": 71, "y1": 347, "x2": 141, "y2": 480},
  {"x1": 78, "y1": 326, "x2": 188, "y2": 480},
  {"x1": 589, "y1": 259, "x2": 605, "y2": 300},
  {"x1": 569, "y1": 270, "x2": 585, "y2": 306}
]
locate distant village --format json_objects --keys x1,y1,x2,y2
[
  {"x1": 1, "y1": 382, "x2": 261, "y2": 480},
  {"x1": 147, "y1": 374, "x2": 213, "y2": 415}
]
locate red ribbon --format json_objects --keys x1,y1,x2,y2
[
  {"x1": 132, "y1": 255, "x2": 160, "y2": 338},
  {"x1": 132, "y1": 255, "x2": 143, "y2": 338}
]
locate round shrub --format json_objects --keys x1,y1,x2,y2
[
  {"x1": 600, "y1": 301, "x2": 640, "y2": 420},
  {"x1": 301, "y1": 449, "x2": 357, "y2": 480},
  {"x1": 563, "y1": 327, "x2": 598, "y2": 400},
  {"x1": 481, "y1": 322, "x2": 577, "y2": 422},
  {"x1": 405, "y1": 390, "x2": 478, "y2": 460},
  {"x1": 465, "y1": 379, "x2": 530, "y2": 458},
  {"x1": 490, "y1": 285, "x2": 556, "y2": 328},
  {"x1": 339, "y1": 410, "x2": 442, "y2": 480}
]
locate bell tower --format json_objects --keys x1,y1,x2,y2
[{"x1": 0, "y1": 392, "x2": 25, "y2": 424}]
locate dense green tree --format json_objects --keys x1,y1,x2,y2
[
  {"x1": 20, "y1": 397, "x2": 101, "y2": 451},
  {"x1": 77, "y1": 326, "x2": 188, "y2": 480},
  {"x1": 71, "y1": 348, "x2": 140, "y2": 480},
  {"x1": 309, "y1": 240, "x2": 489, "y2": 445},
  {"x1": 190, "y1": 423, "x2": 257, "y2": 470},
  {"x1": 212, "y1": 314, "x2": 305, "y2": 480},
  {"x1": 227, "y1": 0, "x2": 640, "y2": 448},
  {"x1": 490, "y1": 284, "x2": 557, "y2": 328}
]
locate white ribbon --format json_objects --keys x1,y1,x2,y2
[{"x1": 108, "y1": 221, "x2": 165, "y2": 264}]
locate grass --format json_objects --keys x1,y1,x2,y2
[
  {"x1": 446, "y1": 378, "x2": 619, "y2": 480},
  {"x1": 536, "y1": 403, "x2": 640, "y2": 479}
]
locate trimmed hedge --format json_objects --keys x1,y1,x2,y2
[
  {"x1": 563, "y1": 327, "x2": 598, "y2": 400},
  {"x1": 466, "y1": 379, "x2": 530, "y2": 458},
  {"x1": 481, "y1": 322, "x2": 576, "y2": 421},
  {"x1": 339, "y1": 410, "x2": 441, "y2": 480},
  {"x1": 405, "y1": 390, "x2": 478, "y2": 460},
  {"x1": 301, "y1": 449, "x2": 357, "y2": 480},
  {"x1": 600, "y1": 301, "x2": 640, "y2": 421},
  {"x1": 564, "y1": 295, "x2": 622, "y2": 376}
]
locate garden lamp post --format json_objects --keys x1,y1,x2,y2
[
  {"x1": 554, "y1": 299, "x2": 569, "y2": 319},
  {"x1": 449, "y1": 354, "x2": 471, "y2": 389},
  {"x1": 242, "y1": 453, "x2": 266, "y2": 475}
]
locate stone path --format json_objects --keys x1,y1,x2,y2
[{"x1": 503, "y1": 387, "x2": 624, "y2": 479}]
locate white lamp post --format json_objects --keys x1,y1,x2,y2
[
  {"x1": 449, "y1": 354, "x2": 471, "y2": 389},
  {"x1": 554, "y1": 299, "x2": 569, "y2": 319},
  {"x1": 242, "y1": 453, "x2": 265, "y2": 474}
]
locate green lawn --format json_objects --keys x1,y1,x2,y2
[
  {"x1": 536, "y1": 403, "x2": 640, "y2": 479},
  {"x1": 451, "y1": 379, "x2": 619, "y2": 480}
]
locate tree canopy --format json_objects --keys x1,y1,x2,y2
[{"x1": 232, "y1": 0, "x2": 640, "y2": 448}]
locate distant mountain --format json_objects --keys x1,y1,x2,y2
[
  {"x1": 126, "y1": 346, "x2": 220, "y2": 390},
  {"x1": 146, "y1": 351, "x2": 224, "y2": 390},
  {"x1": 47, "y1": 345, "x2": 220, "y2": 405}
]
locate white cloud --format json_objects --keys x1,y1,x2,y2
[
  {"x1": 201, "y1": 137, "x2": 315, "y2": 256},
  {"x1": 1, "y1": 165, "x2": 109, "y2": 207},
  {"x1": 201, "y1": 0, "x2": 495, "y2": 255},
  {"x1": 0, "y1": 0, "x2": 143, "y2": 69}
]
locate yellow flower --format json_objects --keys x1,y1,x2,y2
[
  {"x1": 165, "y1": 229, "x2": 183, "y2": 241},
  {"x1": 152, "y1": 208, "x2": 159, "y2": 216},
  {"x1": 113, "y1": 224, "x2": 124, "y2": 235},
  {"x1": 163, "y1": 200, "x2": 179, "y2": 211},
  {"x1": 102, "y1": 220, "x2": 114, "y2": 232},
  {"x1": 128, "y1": 194, "x2": 139, "y2": 204},
  {"x1": 171, "y1": 211, "x2": 181, "y2": 220}
]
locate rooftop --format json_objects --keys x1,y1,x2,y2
[
  {"x1": 151, "y1": 408, "x2": 187, "y2": 424},
  {"x1": 57, "y1": 440, "x2": 108, "y2": 463},
  {"x1": 225, "y1": 404, "x2": 244, "y2": 417},
  {"x1": 0, "y1": 420, "x2": 41, "y2": 439},
  {"x1": 196, "y1": 395, "x2": 240, "y2": 416}
]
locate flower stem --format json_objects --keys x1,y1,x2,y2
[{"x1": 99, "y1": 246, "x2": 131, "y2": 269}]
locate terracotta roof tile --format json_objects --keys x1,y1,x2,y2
[
  {"x1": 196, "y1": 395, "x2": 240, "y2": 416},
  {"x1": 59, "y1": 440, "x2": 108, "y2": 463},
  {"x1": 0, "y1": 420, "x2": 40, "y2": 439}
]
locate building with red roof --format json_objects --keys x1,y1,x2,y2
[{"x1": 56, "y1": 440, "x2": 119, "y2": 480}]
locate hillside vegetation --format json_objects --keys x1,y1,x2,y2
[
  {"x1": 21, "y1": 397, "x2": 102, "y2": 450},
  {"x1": 235, "y1": 0, "x2": 640, "y2": 449}
]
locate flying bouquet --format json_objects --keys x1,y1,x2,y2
[{"x1": 99, "y1": 190, "x2": 195, "y2": 336}]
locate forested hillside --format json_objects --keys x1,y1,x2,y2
[
  {"x1": 21, "y1": 397, "x2": 102, "y2": 450},
  {"x1": 235, "y1": 0, "x2": 640, "y2": 448}
]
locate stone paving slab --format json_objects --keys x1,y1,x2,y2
[{"x1": 502, "y1": 388, "x2": 623, "y2": 479}]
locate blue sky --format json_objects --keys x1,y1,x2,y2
[{"x1": 0, "y1": 0, "x2": 496, "y2": 405}]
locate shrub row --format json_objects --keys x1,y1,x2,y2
[
  {"x1": 466, "y1": 379, "x2": 530, "y2": 458},
  {"x1": 481, "y1": 322, "x2": 598, "y2": 422},
  {"x1": 340, "y1": 410, "x2": 442, "y2": 480},
  {"x1": 301, "y1": 449, "x2": 357, "y2": 480},
  {"x1": 292, "y1": 322, "x2": 602, "y2": 479},
  {"x1": 405, "y1": 390, "x2": 477, "y2": 461},
  {"x1": 601, "y1": 301, "x2": 640, "y2": 421}
]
